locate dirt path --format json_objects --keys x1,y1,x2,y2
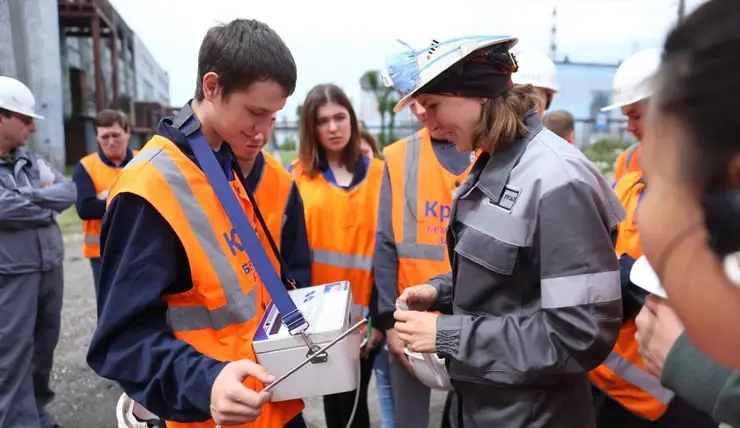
[{"x1": 48, "y1": 232, "x2": 446, "y2": 427}]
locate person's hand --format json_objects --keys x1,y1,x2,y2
[
  {"x1": 386, "y1": 328, "x2": 415, "y2": 376},
  {"x1": 210, "y1": 360, "x2": 274, "y2": 426},
  {"x1": 398, "y1": 283, "x2": 438, "y2": 312},
  {"x1": 635, "y1": 295, "x2": 686, "y2": 378},
  {"x1": 361, "y1": 327, "x2": 383, "y2": 358},
  {"x1": 394, "y1": 311, "x2": 439, "y2": 354}
]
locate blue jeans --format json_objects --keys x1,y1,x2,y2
[{"x1": 373, "y1": 344, "x2": 395, "y2": 428}]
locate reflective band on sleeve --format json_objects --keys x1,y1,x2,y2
[
  {"x1": 541, "y1": 270, "x2": 621, "y2": 309},
  {"x1": 312, "y1": 249, "x2": 372, "y2": 271},
  {"x1": 398, "y1": 135, "x2": 445, "y2": 261},
  {"x1": 142, "y1": 149, "x2": 257, "y2": 332},
  {"x1": 602, "y1": 351, "x2": 675, "y2": 404},
  {"x1": 84, "y1": 234, "x2": 100, "y2": 245}
]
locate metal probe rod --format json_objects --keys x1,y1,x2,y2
[{"x1": 215, "y1": 318, "x2": 367, "y2": 428}]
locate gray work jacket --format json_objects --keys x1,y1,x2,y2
[
  {"x1": 431, "y1": 113, "x2": 625, "y2": 428},
  {"x1": 0, "y1": 148, "x2": 76, "y2": 274}
]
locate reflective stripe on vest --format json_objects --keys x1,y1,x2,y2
[
  {"x1": 79, "y1": 152, "x2": 136, "y2": 258},
  {"x1": 124, "y1": 148, "x2": 258, "y2": 332},
  {"x1": 601, "y1": 350, "x2": 674, "y2": 404},
  {"x1": 384, "y1": 129, "x2": 473, "y2": 292},
  {"x1": 589, "y1": 170, "x2": 672, "y2": 421},
  {"x1": 397, "y1": 133, "x2": 447, "y2": 261},
  {"x1": 110, "y1": 137, "x2": 303, "y2": 428},
  {"x1": 292, "y1": 158, "x2": 383, "y2": 312}
]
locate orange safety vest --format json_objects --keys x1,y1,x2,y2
[
  {"x1": 79, "y1": 151, "x2": 138, "y2": 258},
  {"x1": 589, "y1": 171, "x2": 674, "y2": 421},
  {"x1": 109, "y1": 137, "x2": 303, "y2": 428},
  {"x1": 614, "y1": 143, "x2": 642, "y2": 182},
  {"x1": 383, "y1": 129, "x2": 473, "y2": 293},
  {"x1": 291, "y1": 157, "x2": 384, "y2": 319},
  {"x1": 253, "y1": 150, "x2": 295, "y2": 310}
]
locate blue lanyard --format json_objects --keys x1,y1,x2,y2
[{"x1": 187, "y1": 130, "x2": 308, "y2": 335}]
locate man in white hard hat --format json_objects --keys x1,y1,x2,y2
[
  {"x1": 0, "y1": 76, "x2": 76, "y2": 428},
  {"x1": 511, "y1": 51, "x2": 559, "y2": 117},
  {"x1": 600, "y1": 48, "x2": 661, "y2": 181}
]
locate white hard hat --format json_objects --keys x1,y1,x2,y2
[
  {"x1": 0, "y1": 76, "x2": 44, "y2": 119},
  {"x1": 511, "y1": 51, "x2": 559, "y2": 92},
  {"x1": 601, "y1": 48, "x2": 662, "y2": 112},
  {"x1": 382, "y1": 35, "x2": 519, "y2": 113}
]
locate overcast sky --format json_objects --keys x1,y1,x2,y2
[{"x1": 109, "y1": 0, "x2": 706, "y2": 121}]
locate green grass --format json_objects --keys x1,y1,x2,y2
[
  {"x1": 58, "y1": 207, "x2": 82, "y2": 231},
  {"x1": 277, "y1": 149, "x2": 298, "y2": 167}
]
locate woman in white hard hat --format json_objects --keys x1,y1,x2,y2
[
  {"x1": 511, "y1": 51, "x2": 559, "y2": 117},
  {"x1": 635, "y1": 0, "x2": 740, "y2": 369},
  {"x1": 386, "y1": 35, "x2": 625, "y2": 427}
]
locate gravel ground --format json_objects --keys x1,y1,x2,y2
[{"x1": 48, "y1": 232, "x2": 446, "y2": 427}]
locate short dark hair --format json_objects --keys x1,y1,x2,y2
[
  {"x1": 543, "y1": 110, "x2": 574, "y2": 139},
  {"x1": 654, "y1": 0, "x2": 740, "y2": 185},
  {"x1": 94, "y1": 109, "x2": 130, "y2": 133},
  {"x1": 194, "y1": 19, "x2": 297, "y2": 101}
]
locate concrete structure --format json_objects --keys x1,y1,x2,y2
[
  {"x1": 0, "y1": 0, "x2": 67, "y2": 169},
  {"x1": 133, "y1": 34, "x2": 170, "y2": 107}
]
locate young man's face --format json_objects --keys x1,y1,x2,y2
[{"x1": 209, "y1": 78, "x2": 287, "y2": 151}]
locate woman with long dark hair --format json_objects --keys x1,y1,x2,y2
[{"x1": 290, "y1": 83, "x2": 384, "y2": 428}]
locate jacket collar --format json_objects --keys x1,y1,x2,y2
[{"x1": 474, "y1": 109, "x2": 542, "y2": 204}]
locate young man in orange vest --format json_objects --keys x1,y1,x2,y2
[
  {"x1": 87, "y1": 19, "x2": 309, "y2": 428},
  {"x1": 374, "y1": 101, "x2": 473, "y2": 428},
  {"x1": 72, "y1": 109, "x2": 136, "y2": 295},
  {"x1": 591, "y1": 57, "x2": 716, "y2": 427}
]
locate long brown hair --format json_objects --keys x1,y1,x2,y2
[
  {"x1": 359, "y1": 128, "x2": 382, "y2": 159},
  {"x1": 474, "y1": 84, "x2": 543, "y2": 153},
  {"x1": 298, "y1": 84, "x2": 361, "y2": 177}
]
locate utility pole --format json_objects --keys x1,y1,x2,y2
[{"x1": 678, "y1": 0, "x2": 686, "y2": 22}]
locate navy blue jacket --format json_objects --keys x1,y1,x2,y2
[
  {"x1": 72, "y1": 147, "x2": 135, "y2": 221},
  {"x1": 86, "y1": 118, "x2": 311, "y2": 423}
]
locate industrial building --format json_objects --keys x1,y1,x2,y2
[{"x1": 0, "y1": 0, "x2": 173, "y2": 168}]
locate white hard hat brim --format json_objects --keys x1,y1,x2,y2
[
  {"x1": 600, "y1": 94, "x2": 647, "y2": 112},
  {"x1": 393, "y1": 36, "x2": 518, "y2": 114},
  {"x1": 3, "y1": 105, "x2": 45, "y2": 120}
]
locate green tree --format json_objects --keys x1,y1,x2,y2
[
  {"x1": 281, "y1": 137, "x2": 297, "y2": 151},
  {"x1": 582, "y1": 138, "x2": 632, "y2": 178},
  {"x1": 360, "y1": 70, "x2": 400, "y2": 147}
]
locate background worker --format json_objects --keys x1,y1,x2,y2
[
  {"x1": 589, "y1": 44, "x2": 715, "y2": 428},
  {"x1": 543, "y1": 109, "x2": 576, "y2": 145},
  {"x1": 374, "y1": 98, "x2": 472, "y2": 428},
  {"x1": 600, "y1": 48, "x2": 661, "y2": 182},
  {"x1": 72, "y1": 109, "x2": 136, "y2": 295},
  {"x1": 511, "y1": 50, "x2": 559, "y2": 117},
  {"x1": 0, "y1": 76, "x2": 76, "y2": 428},
  {"x1": 87, "y1": 19, "x2": 307, "y2": 427},
  {"x1": 291, "y1": 83, "x2": 384, "y2": 428}
]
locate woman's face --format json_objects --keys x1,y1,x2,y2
[
  {"x1": 414, "y1": 94, "x2": 482, "y2": 152},
  {"x1": 316, "y1": 101, "x2": 351, "y2": 155}
]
